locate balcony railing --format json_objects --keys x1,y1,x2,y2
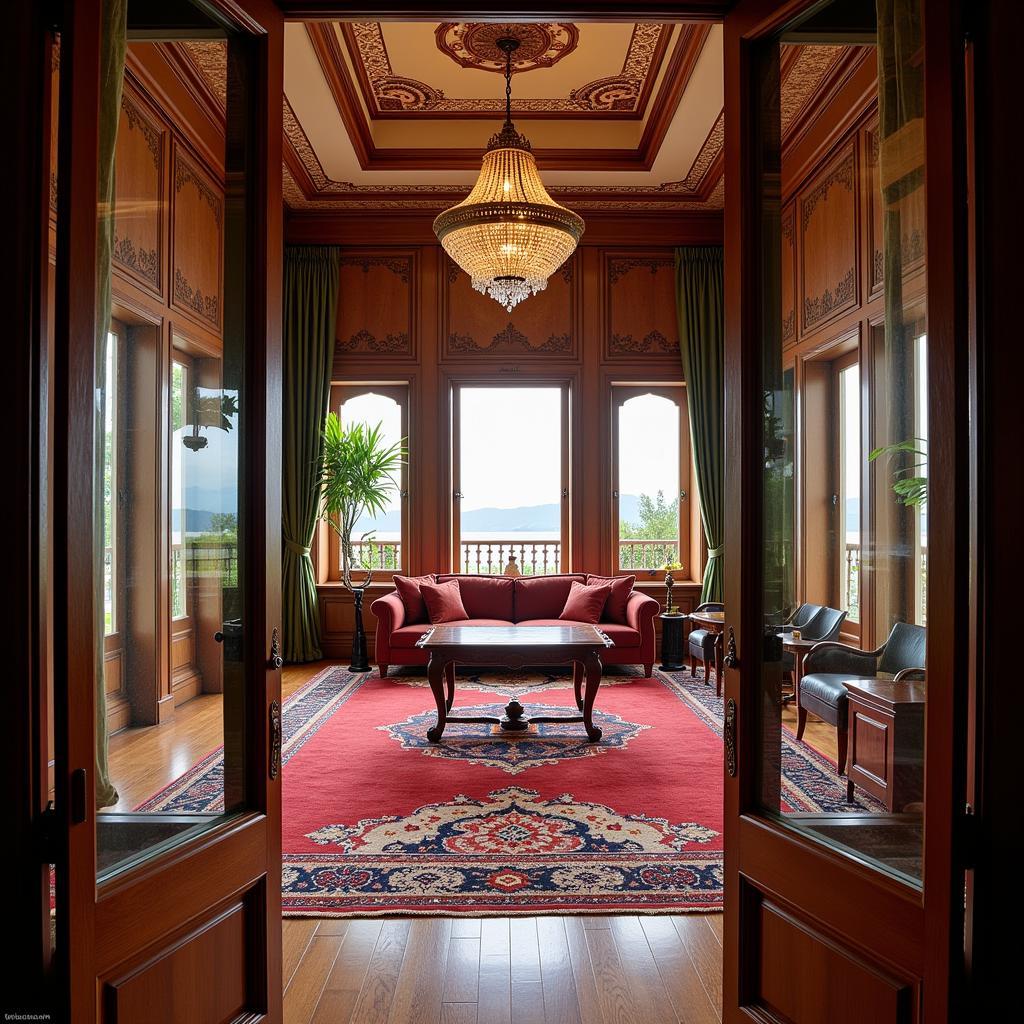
[
  {"x1": 348, "y1": 540, "x2": 401, "y2": 572},
  {"x1": 619, "y1": 539, "x2": 679, "y2": 572},
  {"x1": 461, "y1": 540, "x2": 561, "y2": 576},
  {"x1": 843, "y1": 542, "x2": 928, "y2": 625}
]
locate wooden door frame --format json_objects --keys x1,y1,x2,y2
[
  {"x1": 51, "y1": 0, "x2": 284, "y2": 1020},
  {"x1": 723, "y1": 0, "x2": 969, "y2": 1020}
]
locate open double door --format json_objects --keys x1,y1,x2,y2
[{"x1": 4, "y1": 0, "x2": 1009, "y2": 1021}]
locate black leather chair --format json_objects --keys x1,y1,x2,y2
[
  {"x1": 783, "y1": 605, "x2": 847, "y2": 674},
  {"x1": 797, "y1": 622, "x2": 926, "y2": 775},
  {"x1": 688, "y1": 602, "x2": 725, "y2": 683},
  {"x1": 775, "y1": 602, "x2": 825, "y2": 634}
]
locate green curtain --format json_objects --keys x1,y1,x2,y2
[
  {"x1": 282, "y1": 246, "x2": 341, "y2": 662},
  {"x1": 876, "y1": 0, "x2": 925, "y2": 624},
  {"x1": 94, "y1": 0, "x2": 127, "y2": 809},
  {"x1": 675, "y1": 246, "x2": 725, "y2": 604}
]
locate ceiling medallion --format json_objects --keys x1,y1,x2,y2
[
  {"x1": 433, "y1": 37, "x2": 585, "y2": 313},
  {"x1": 435, "y1": 23, "x2": 580, "y2": 74}
]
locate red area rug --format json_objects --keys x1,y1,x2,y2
[{"x1": 139, "y1": 665, "x2": 878, "y2": 917}]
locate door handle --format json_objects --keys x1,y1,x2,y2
[
  {"x1": 723, "y1": 627, "x2": 738, "y2": 669},
  {"x1": 269, "y1": 700, "x2": 282, "y2": 780},
  {"x1": 269, "y1": 626, "x2": 283, "y2": 670},
  {"x1": 724, "y1": 699, "x2": 737, "y2": 777}
]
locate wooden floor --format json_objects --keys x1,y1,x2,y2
[
  {"x1": 282, "y1": 912, "x2": 723, "y2": 1024},
  {"x1": 105, "y1": 660, "x2": 841, "y2": 1023}
]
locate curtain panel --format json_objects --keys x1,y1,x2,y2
[
  {"x1": 675, "y1": 246, "x2": 725, "y2": 604},
  {"x1": 282, "y1": 246, "x2": 341, "y2": 662}
]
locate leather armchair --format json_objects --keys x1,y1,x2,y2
[
  {"x1": 775, "y1": 602, "x2": 824, "y2": 634},
  {"x1": 783, "y1": 605, "x2": 847, "y2": 673},
  {"x1": 687, "y1": 602, "x2": 725, "y2": 683},
  {"x1": 796, "y1": 622, "x2": 926, "y2": 775}
]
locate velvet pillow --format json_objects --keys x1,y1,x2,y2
[
  {"x1": 585, "y1": 574, "x2": 635, "y2": 624},
  {"x1": 421, "y1": 579, "x2": 469, "y2": 624},
  {"x1": 559, "y1": 580, "x2": 613, "y2": 625},
  {"x1": 392, "y1": 574, "x2": 436, "y2": 625}
]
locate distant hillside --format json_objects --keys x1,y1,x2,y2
[{"x1": 353, "y1": 495, "x2": 643, "y2": 536}]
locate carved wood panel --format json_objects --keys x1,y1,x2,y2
[
  {"x1": 782, "y1": 201, "x2": 796, "y2": 347},
  {"x1": 799, "y1": 141, "x2": 859, "y2": 336},
  {"x1": 442, "y1": 253, "x2": 578, "y2": 361},
  {"x1": 170, "y1": 143, "x2": 223, "y2": 332},
  {"x1": 335, "y1": 251, "x2": 417, "y2": 361},
  {"x1": 601, "y1": 251, "x2": 680, "y2": 362},
  {"x1": 113, "y1": 83, "x2": 165, "y2": 298}
]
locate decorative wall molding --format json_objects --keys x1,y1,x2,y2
[
  {"x1": 173, "y1": 268, "x2": 220, "y2": 325},
  {"x1": 803, "y1": 267, "x2": 855, "y2": 328},
  {"x1": 800, "y1": 150, "x2": 855, "y2": 230},
  {"x1": 113, "y1": 236, "x2": 160, "y2": 287},
  {"x1": 336, "y1": 250, "x2": 418, "y2": 361},
  {"x1": 122, "y1": 93, "x2": 161, "y2": 165},
  {"x1": 602, "y1": 251, "x2": 680, "y2": 362},
  {"x1": 174, "y1": 157, "x2": 223, "y2": 227},
  {"x1": 448, "y1": 324, "x2": 573, "y2": 355}
]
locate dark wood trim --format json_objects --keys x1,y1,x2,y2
[
  {"x1": 277, "y1": 3, "x2": 733, "y2": 22},
  {"x1": 285, "y1": 209, "x2": 724, "y2": 247}
]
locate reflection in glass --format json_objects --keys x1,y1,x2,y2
[
  {"x1": 617, "y1": 392, "x2": 681, "y2": 572},
  {"x1": 755, "y1": 0, "x2": 928, "y2": 889},
  {"x1": 93, "y1": 11, "x2": 247, "y2": 880}
]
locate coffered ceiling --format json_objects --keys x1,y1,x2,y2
[{"x1": 169, "y1": 25, "x2": 868, "y2": 213}]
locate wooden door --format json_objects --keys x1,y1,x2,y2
[
  {"x1": 45, "y1": 0, "x2": 285, "y2": 1020},
  {"x1": 722, "y1": 1, "x2": 969, "y2": 1021}
]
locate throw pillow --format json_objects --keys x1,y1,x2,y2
[
  {"x1": 559, "y1": 580, "x2": 613, "y2": 624},
  {"x1": 585, "y1": 574, "x2": 635, "y2": 624},
  {"x1": 421, "y1": 579, "x2": 469, "y2": 624},
  {"x1": 392, "y1": 574, "x2": 437, "y2": 624}
]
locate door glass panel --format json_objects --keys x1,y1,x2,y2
[
  {"x1": 757, "y1": 0, "x2": 927, "y2": 888},
  {"x1": 456, "y1": 386, "x2": 564, "y2": 575},
  {"x1": 839, "y1": 362, "x2": 861, "y2": 622},
  {"x1": 92, "y1": 3, "x2": 250, "y2": 880}
]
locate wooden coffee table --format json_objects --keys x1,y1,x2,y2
[{"x1": 415, "y1": 624, "x2": 614, "y2": 743}]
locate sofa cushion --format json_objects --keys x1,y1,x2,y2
[
  {"x1": 514, "y1": 574, "x2": 586, "y2": 620},
  {"x1": 421, "y1": 579, "x2": 469, "y2": 623},
  {"x1": 560, "y1": 580, "x2": 612, "y2": 624},
  {"x1": 585, "y1": 574, "x2": 635, "y2": 624},
  {"x1": 392, "y1": 619, "x2": 514, "y2": 648},
  {"x1": 392, "y1": 573, "x2": 437, "y2": 625},
  {"x1": 516, "y1": 618, "x2": 642, "y2": 648},
  {"x1": 437, "y1": 574, "x2": 515, "y2": 620}
]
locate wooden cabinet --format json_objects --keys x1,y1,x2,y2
[{"x1": 846, "y1": 679, "x2": 926, "y2": 812}]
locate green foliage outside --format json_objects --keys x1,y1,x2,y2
[{"x1": 619, "y1": 490, "x2": 679, "y2": 570}]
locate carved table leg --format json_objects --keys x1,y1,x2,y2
[
  {"x1": 444, "y1": 660, "x2": 455, "y2": 712},
  {"x1": 582, "y1": 652, "x2": 603, "y2": 742},
  {"x1": 426, "y1": 653, "x2": 449, "y2": 742},
  {"x1": 572, "y1": 661, "x2": 584, "y2": 711},
  {"x1": 714, "y1": 632, "x2": 724, "y2": 698}
]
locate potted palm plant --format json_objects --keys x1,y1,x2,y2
[{"x1": 318, "y1": 412, "x2": 407, "y2": 671}]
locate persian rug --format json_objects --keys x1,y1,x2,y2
[{"x1": 138, "y1": 664, "x2": 880, "y2": 917}]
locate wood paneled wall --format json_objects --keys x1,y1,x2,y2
[
  {"x1": 48, "y1": 43, "x2": 227, "y2": 732},
  {"x1": 287, "y1": 212, "x2": 723, "y2": 660},
  {"x1": 780, "y1": 47, "x2": 926, "y2": 648}
]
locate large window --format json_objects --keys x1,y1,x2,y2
[
  {"x1": 613, "y1": 386, "x2": 691, "y2": 576},
  {"x1": 452, "y1": 384, "x2": 569, "y2": 575},
  {"x1": 327, "y1": 384, "x2": 409, "y2": 579},
  {"x1": 835, "y1": 355, "x2": 861, "y2": 625},
  {"x1": 170, "y1": 357, "x2": 190, "y2": 619}
]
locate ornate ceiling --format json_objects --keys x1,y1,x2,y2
[{"x1": 170, "y1": 26, "x2": 869, "y2": 213}]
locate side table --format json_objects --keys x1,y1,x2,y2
[
  {"x1": 845, "y1": 678, "x2": 926, "y2": 811},
  {"x1": 659, "y1": 613, "x2": 687, "y2": 671}
]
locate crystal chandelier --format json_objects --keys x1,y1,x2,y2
[{"x1": 433, "y1": 37, "x2": 585, "y2": 312}]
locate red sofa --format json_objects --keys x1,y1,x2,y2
[{"x1": 371, "y1": 573, "x2": 659, "y2": 678}]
